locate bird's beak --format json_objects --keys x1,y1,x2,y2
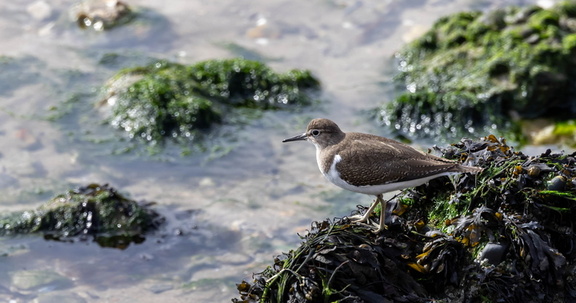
[{"x1": 282, "y1": 133, "x2": 307, "y2": 143}]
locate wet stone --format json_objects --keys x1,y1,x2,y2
[
  {"x1": 0, "y1": 183, "x2": 164, "y2": 249},
  {"x1": 72, "y1": 0, "x2": 134, "y2": 31},
  {"x1": 101, "y1": 58, "x2": 320, "y2": 147},
  {"x1": 378, "y1": 1, "x2": 576, "y2": 144}
]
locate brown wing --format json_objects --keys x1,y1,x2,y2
[{"x1": 333, "y1": 134, "x2": 460, "y2": 187}]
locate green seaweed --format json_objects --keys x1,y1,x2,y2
[
  {"x1": 105, "y1": 58, "x2": 320, "y2": 145},
  {"x1": 0, "y1": 184, "x2": 163, "y2": 249},
  {"x1": 379, "y1": 1, "x2": 576, "y2": 144},
  {"x1": 235, "y1": 135, "x2": 576, "y2": 302}
]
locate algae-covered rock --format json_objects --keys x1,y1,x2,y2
[
  {"x1": 235, "y1": 221, "x2": 430, "y2": 303},
  {"x1": 379, "y1": 1, "x2": 576, "y2": 143},
  {"x1": 0, "y1": 184, "x2": 163, "y2": 249},
  {"x1": 72, "y1": 0, "x2": 135, "y2": 31},
  {"x1": 413, "y1": 135, "x2": 575, "y2": 301},
  {"x1": 235, "y1": 136, "x2": 576, "y2": 302},
  {"x1": 103, "y1": 58, "x2": 319, "y2": 144}
]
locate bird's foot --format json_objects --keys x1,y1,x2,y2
[
  {"x1": 373, "y1": 223, "x2": 388, "y2": 234},
  {"x1": 347, "y1": 214, "x2": 370, "y2": 223},
  {"x1": 347, "y1": 215, "x2": 386, "y2": 231},
  {"x1": 347, "y1": 194, "x2": 388, "y2": 232}
]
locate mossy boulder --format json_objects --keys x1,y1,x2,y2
[
  {"x1": 235, "y1": 136, "x2": 576, "y2": 302},
  {"x1": 0, "y1": 184, "x2": 163, "y2": 249},
  {"x1": 103, "y1": 58, "x2": 320, "y2": 144},
  {"x1": 378, "y1": 1, "x2": 576, "y2": 143},
  {"x1": 73, "y1": 0, "x2": 135, "y2": 31}
]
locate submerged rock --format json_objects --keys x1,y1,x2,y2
[
  {"x1": 0, "y1": 184, "x2": 163, "y2": 249},
  {"x1": 72, "y1": 0, "x2": 134, "y2": 31},
  {"x1": 234, "y1": 136, "x2": 576, "y2": 302},
  {"x1": 102, "y1": 58, "x2": 320, "y2": 145},
  {"x1": 378, "y1": 1, "x2": 576, "y2": 144}
]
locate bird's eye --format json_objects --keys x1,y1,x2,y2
[{"x1": 311, "y1": 130, "x2": 320, "y2": 136}]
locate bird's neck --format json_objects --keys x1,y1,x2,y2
[
  {"x1": 313, "y1": 144, "x2": 324, "y2": 173},
  {"x1": 314, "y1": 144, "x2": 337, "y2": 175}
]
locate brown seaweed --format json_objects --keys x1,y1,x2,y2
[{"x1": 234, "y1": 136, "x2": 576, "y2": 302}]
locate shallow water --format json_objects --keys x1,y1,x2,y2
[{"x1": 0, "y1": 0, "x2": 558, "y2": 302}]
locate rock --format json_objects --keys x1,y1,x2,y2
[
  {"x1": 72, "y1": 0, "x2": 134, "y2": 31},
  {"x1": 102, "y1": 58, "x2": 320, "y2": 145},
  {"x1": 0, "y1": 184, "x2": 163, "y2": 249},
  {"x1": 378, "y1": 1, "x2": 576, "y2": 144},
  {"x1": 234, "y1": 135, "x2": 576, "y2": 302}
]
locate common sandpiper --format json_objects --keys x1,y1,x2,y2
[{"x1": 283, "y1": 118, "x2": 482, "y2": 232}]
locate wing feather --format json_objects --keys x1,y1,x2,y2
[{"x1": 333, "y1": 134, "x2": 459, "y2": 187}]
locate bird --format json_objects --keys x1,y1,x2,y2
[{"x1": 282, "y1": 118, "x2": 482, "y2": 232}]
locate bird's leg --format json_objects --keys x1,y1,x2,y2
[
  {"x1": 348, "y1": 194, "x2": 394, "y2": 232},
  {"x1": 374, "y1": 195, "x2": 388, "y2": 233},
  {"x1": 349, "y1": 194, "x2": 384, "y2": 226}
]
